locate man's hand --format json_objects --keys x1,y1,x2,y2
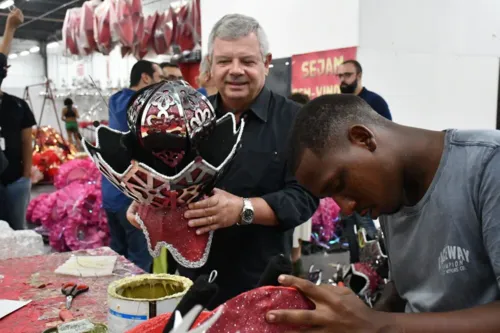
[
  {"x1": 126, "y1": 201, "x2": 140, "y2": 229},
  {"x1": 184, "y1": 188, "x2": 243, "y2": 235},
  {"x1": 266, "y1": 275, "x2": 395, "y2": 333},
  {"x1": 6, "y1": 8, "x2": 24, "y2": 30}
]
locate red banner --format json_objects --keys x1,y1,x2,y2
[{"x1": 291, "y1": 47, "x2": 357, "y2": 98}]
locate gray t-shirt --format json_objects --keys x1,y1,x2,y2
[{"x1": 380, "y1": 129, "x2": 500, "y2": 313}]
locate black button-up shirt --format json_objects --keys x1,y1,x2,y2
[{"x1": 179, "y1": 87, "x2": 319, "y2": 308}]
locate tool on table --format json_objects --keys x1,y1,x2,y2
[{"x1": 61, "y1": 282, "x2": 89, "y2": 309}]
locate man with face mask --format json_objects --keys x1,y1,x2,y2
[
  {"x1": 102, "y1": 60, "x2": 162, "y2": 272},
  {"x1": 337, "y1": 60, "x2": 392, "y2": 120}
]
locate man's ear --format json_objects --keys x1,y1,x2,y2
[
  {"x1": 141, "y1": 72, "x2": 150, "y2": 85},
  {"x1": 264, "y1": 53, "x2": 272, "y2": 76},
  {"x1": 348, "y1": 125, "x2": 377, "y2": 152}
]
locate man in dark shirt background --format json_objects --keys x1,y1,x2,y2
[
  {"x1": 130, "y1": 14, "x2": 318, "y2": 308},
  {"x1": 337, "y1": 59, "x2": 391, "y2": 261},
  {"x1": 0, "y1": 8, "x2": 37, "y2": 230},
  {"x1": 337, "y1": 60, "x2": 392, "y2": 120}
]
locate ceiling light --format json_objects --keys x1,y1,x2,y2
[
  {"x1": 47, "y1": 41, "x2": 59, "y2": 49},
  {"x1": 20, "y1": 50, "x2": 30, "y2": 56},
  {"x1": 0, "y1": 0, "x2": 14, "y2": 10},
  {"x1": 8, "y1": 53, "x2": 17, "y2": 59},
  {"x1": 29, "y1": 46, "x2": 40, "y2": 53}
]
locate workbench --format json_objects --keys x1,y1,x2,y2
[{"x1": 0, "y1": 247, "x2": 143, "y2": 332}]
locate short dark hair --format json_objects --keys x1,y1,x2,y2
[
  {"x1": 160, "y1": 62, "x2": 180, "y2": 69},
  {"x1": 288, "y1": 94, "x2": 385, "y2": 173},
  {"x1": 342, "y1": 60, "x2": 362, "y2": 74},
  {"x1": 64, "y1": 98, "x2": 73, "y2": 106},
  {"x1": 130, "y1": 60, "x2": 156, "y2": 87},
  {"x1": 288, "y1": 93, "x2": 310, "y2": 105}
]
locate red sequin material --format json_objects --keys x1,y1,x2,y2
[
  {"x1": 127, "y1": 286, "x2": 315, "y2": 333},
  {"x1": 136, "y1": 204, "x2": 211, "y2": 267}
]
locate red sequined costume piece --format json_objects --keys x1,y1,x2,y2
[
  {"x1": 83, "y1": 81, "x2": 244, "y2": 268},
  {"x1": 136, "y1": 205, "x2": 211, "y2": 267},
  {"x1": 127, "y1": 286, "x2": 315, "y2": 333}
]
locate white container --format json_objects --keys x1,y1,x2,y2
[{"x1": 107, "y1": 274, "x2": 192, "y2": 333}]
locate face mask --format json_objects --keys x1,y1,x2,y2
[{"x1": 340, "y1": 78, "x2": 358, "y2": 94}]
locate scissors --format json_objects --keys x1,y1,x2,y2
[{"x1": 61, "y1": 282, "x2": 89, "y2": 309}]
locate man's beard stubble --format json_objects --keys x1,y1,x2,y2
[{"x1": 340, "y1": 79, "x2": 358, "y2": 94}]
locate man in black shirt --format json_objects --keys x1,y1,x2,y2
[
  {"x1": 129, "y1": 14, "x2": 318, "y2": 308},
  {"x1": 0, "y1": 9, "x2": 37, "y2": 230}
]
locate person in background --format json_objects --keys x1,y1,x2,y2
[
  {"x1": 102, "y1": 60, "x2": 162, "y2": 272},
  {"x1": 128, "y1": 14, "x2": 318, "y2": 308},
  {"x1": 287, "y1": 92, "x2": 312, "y2": 277},
  {"x1": 337, "y1": 60, "x2": 392, "y2": 120},
  {"x1": 61, "y1": 98, "x2": 81, "y2": 149},
  {"x1": 0, "y1": 8, "x2": 36, "y2": 230},
  {"x1": 196, "y1": 56, "x2": 218, "y2": 97},
  {"x1": 160, "y1": 62, "x2": 183, "y2": 81},
  {"x1": 338, "y1": 60, "x2": 390, "y2": 260},
  {"x1": 267, "y1": 94, "x2": 500, "y2": 333}
]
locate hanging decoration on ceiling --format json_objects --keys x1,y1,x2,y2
[
  {"x1": 62, "y1": 0, "x2": 201, "y2": 59},
  {"x1": 82, "y1": 80, "x2": 244, "y2": 268},
  {"x1": 93, "y1": 0, "x2": 113, "y2": 55}
]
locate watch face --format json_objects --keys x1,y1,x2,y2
[{"x1": 243, "y1": 208, "x2": 254, "y2": 223}]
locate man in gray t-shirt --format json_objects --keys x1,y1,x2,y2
[
  {"x1": 380, "y1": 129, "x2": 500, "y2": 312},
  {"x1": 263, "y1": 94, "x2": 500, "y2": 333}
]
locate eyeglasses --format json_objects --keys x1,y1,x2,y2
[{"x1": 336, "y1": 72, "x2": 355, "y2": 79}]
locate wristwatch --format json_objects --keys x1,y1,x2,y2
[{"x1": 238, "y1": 198, "x2": 254, "y2": 226}]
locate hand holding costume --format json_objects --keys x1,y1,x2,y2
[
  {"x1": 83, "y1": 80, "x2": 244, "y2": 268},
  {"x1": 266, "y1": 275, "x2": 387, "y2": 333},
  {"x1": 184, "y1": 188, "x2": 244, "y2": 235},
  {"x1": 127, "y1": 255, "x2": 316, "y2": 333}
]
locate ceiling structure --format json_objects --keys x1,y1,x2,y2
[{"x1": 0, "y1": 0, "x2": 86, "y2": 42}]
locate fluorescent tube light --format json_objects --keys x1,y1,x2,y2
[{"x1": 0, "y1": 0, "x2": 15, "y2": 10}]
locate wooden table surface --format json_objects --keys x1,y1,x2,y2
[{"x1": 0, "y1": 247, "x2": 143, "y2": 332}]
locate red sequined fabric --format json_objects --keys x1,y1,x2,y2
[
  {"x1": 345, "y1": 262, "x2": 382, "y2": 296},
  {"x1": 136, "y1": 204, "x2": 211, "y2": 268},
  {"x1": 127, "y1": 286, "x2": 315, "y2": 333}
]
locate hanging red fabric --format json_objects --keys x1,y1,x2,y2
[
  {"x1": 93, "y1": 0, "x2": 113, "y2": 55},
  {"x1": 80, "y1": 1, "x2": 98, "y2": 54}
]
